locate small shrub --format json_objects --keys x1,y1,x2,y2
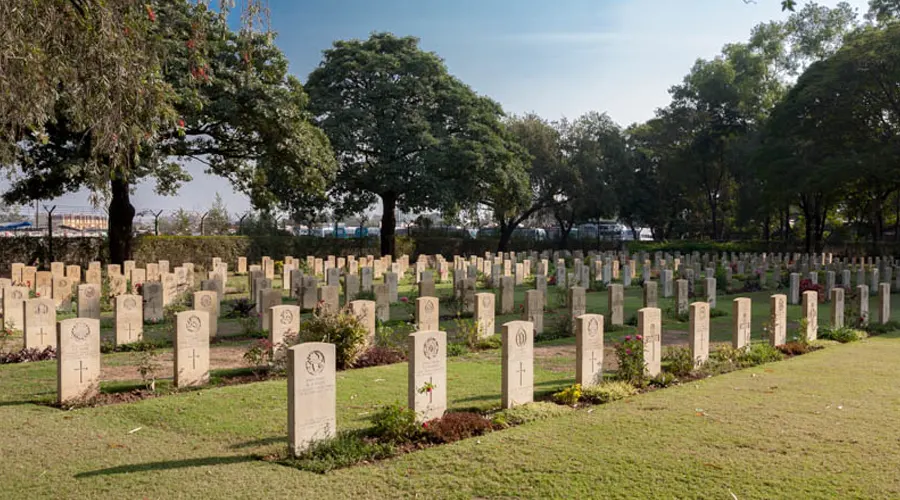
[
  {"x1": 777, "y1": 341, "x2": 811, "y2": 356},
  {"x1": 614, "y1": 335, "x2": 646, "y2": 386},
  {"x1": 296, "y1": 311, "x2": 368, "y2": 369},
  {"x1": 819, "y1": 326, "x2": 866, "y2": 343},
  {"x1": 624, "y1": 314, "x2": 637, "y2": 326},
  {"x1": 227, "y1": 298, "x2": 256, "y2": 318},
  {"x1": 446, "y1": 343, "x2": 468, "y2": 357},
  {"x1": 164, "y1": 302, "x2": 190, "y2": 326},
  {"x1": 354, "y1": 346, "x2": 407, "y2": 368},
  {"x1": 285, "y1": 431, "x2": 396, "y2": 474},
  {"x1": 799, "y1": 278, "x2": 825, "y2": 303},
  {"x1": 865, "y1": 320, "x2": 900, "y2": 336},
  {"x1": 580, "y1": 381, "x2": 637, "y2": 404},
  {"x1": 551, "y1": 313, "x2": 574, "y2": 338},
  {"x1": 354, "y1": 290, "x2": 376, "y2": 301},
  {"x1": 742, "y1": 343, "x2": 783, "y2": 365},
  {"x1": 663, "y1": 307, "x2": 689, "y2": 323},
  {"x1": 475, "y1": 335, "x2": 502, "y2": 350},
  {"x1": 709, "y1": 308, "x2": 728, "y2": 318},
  {"x1": 243, "y1": 339, "x2": 273, "y2": 375},
  {"x1": 0, "y1": 346, "x2": 56, "y2": 364},
  {"x1": 423, "y1": 412, "x2": 493, "y2": 444},
  {"x1": 369, "y1": 403, "x2": 422, "y2": 445},
  {"x1": 649, "y1": 372, "x2": 677, "y2": 388},
  {"x1": 454, "y1": 317, "x2": 481, "y2": 349},
  {"x1": 551, "y1": 383, "x2": 583, "y2": 406},
  {"x1": 662, "y1": 346, "x2": 694, "y2": 377},
  {"x1": 238, "y1": 315, "x2": 267, "y2": 338},
  {"x1": 491, "y1": 402, "x2": 571, "y2": 429},
  {"x1": 135, "y1": 349, "x2": 162, "y2": 392}
]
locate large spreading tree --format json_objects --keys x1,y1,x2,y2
[
  {"x1": 305, "y1": 33, "x2": 521, "y2": 256},
  {"x1": 2, "y1": 0, "x2": 335, "y2": 263}
]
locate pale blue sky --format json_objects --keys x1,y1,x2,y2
[{"x1": 14, "y1": 0, "x2": 869, "y2": 218}]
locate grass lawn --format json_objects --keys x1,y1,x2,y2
[{"x1": 2, "y1": 325, "x2": 900, "y2": 498}]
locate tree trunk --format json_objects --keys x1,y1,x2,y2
[
  {"x1": 108, "y1": 176, "x2": 135, "y2": 265},
  {"x1": 380, "y1": 192, "x2": 397, "y2": 257},
  {"x1": 498, "y1": 221, "x2": 515, "y2": 252}
]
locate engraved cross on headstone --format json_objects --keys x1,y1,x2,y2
[
  {"x1": 427, "y1": 376, "x2": 433, "y2": 404},
  {"x1": 590, "y1": 350, "x2": 599, "y2": 373},
  {"x1": 517, "y1": 361, "x2": 526, "y2": 386},
  {"x1": 37, "y1": 327, "x2": 48, "y2": 345},
  {"x1": 189, "y1": 348, "x2": 200, "y2": 370},
  {"x1": 75, "y1": 360, "x2": 88, "y2": 383}
]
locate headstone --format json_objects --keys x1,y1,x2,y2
[
  {"x1": 269, "y1": 305, "x2": 300, "y2": 352},
  {"x1": 35, "y1": 271, "x2": 52, "y2": 299},
  {"x1": 142, "y1": 282, "x2": 163, "y2": 323},
  {"x1": 415, "y1": 297, "x2": 440, "y2": 332},
  {"x1": 325, "y1": 267, "x2": 340, "y2": 288},
  {"x1": 475, "y1": 293, "x2": 495, "y2": 338},
  {"x1": 193, "y1": 290, "x2": 219, "y2": 337},
  {"x1": 802, "y1": 291, "x2": 818, "y2": 341},
  {"x1": 130, "y1": 268, "x2": 146, "y2": 294},
  {"x1": 638, "y1": 308, "x2": 662, "y2": 377},
  {"x1": 732, "y1": 298, "x2": 752, "y2": 349},
  {"x1": 237, "y1": 257, "x2": 247, "y2": 274},
  {"x1": 857, "y1": 285, "x2": 870, "y2": 326},
  {"x1": 769, "y1": 294, "x2": 787, "y2": 346},
  {"x1": 384, "y1": 272, "x2": 399, "y2": 303},
  {"x1": 360, "y1": 267, "x2": 373, "y2": 293},
  {"x1": 374, "y1": 284, "x2": 390, "y2": 321},
  {"x1": 161, "y1": 273, "x2": 177, "y2": 306},
  {"x1": 288, "y1": 342, "x2": 336, "y2": 456},
  {"x1": 23, "y1": 298, "x2": 56, "y2": 350},
  {"x1": 348, "y1": 300, "x2": 376, "y2": 344},
  {"x1": 689, "y1": 302, "x2": 709, "y2": 367},
  {"x1": 878, "y1": 283, "x2": 890, "y2": 324},
  {"x1": 418, "y1": 272, "x2": 435, "y2": 298},
  {"x1": 575, "y1": 314, "x2": 604, "y2": 387},
  {"x1": 2, "y1": 286, "x2": 27, "y2": 331},
  {"x1": 569, "y1": 286, "x2": 586, "y2": 329},
  {"x1": 501, "y1": 320, "x2": 534, "y2": 409},
  {"x1": 174, "y1": 310, "x2": 210, "y2": 387},
  {"x1": 630, "y1": 267, "x2": 653, "y2": 301},
  {"x1": 499, "y1": 276, "x2": 514, "y2": 314},
  {"x1": 145, "y1": 263, "x2": 160, "y2": 283},
  {"x1": 524, "y1": 290, "x2": 543, "y2": 334},
  {"x1": 675, "y1": 279, "x2": 689, "y2": 316},
  {"x1": 300, "y1": 276, "x2": 318, "y2": 310},
  {"x1": 114, "y1": 294, "x2": 143, "y2": 345},
  {"x1": 56, "y1": 318, "x2": 101, "y2": 404},
  {"x1": 259, "y1": 289, "x2": 283, "y2": 331},
  {"x1": 408, "y1": 330, "x2": 447, "y2": 421},
  {"x1": 705, "y1": 278, "x2": 717, "y2": 309},
  {"x1": 662, "y1": 270, "x2": 673, "y2": 298},
  {"x1": 831, "y1": 288, "x2": 844, "y2": 328},
  {"x1": 789, "y1": 273, "x2": 800, "y2": 305},
  {"x1": 65, "y1": 265, "x2": 81, "y2": 284},
  {"x1": 607, "y1": 284, "x2": 624, "y2": 326},
  {"x1": 77, "y1": 284, "x2": 101, "y2": 320}
]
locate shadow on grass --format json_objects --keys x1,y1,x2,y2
[
  {"x1": 229, "y1": 436, "x2": 285, "y2": 449},
  {"x1": 74, "y1": 455, "x2": 257, "y2": 478}
]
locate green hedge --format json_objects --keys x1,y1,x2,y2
[{"x1": 0, "y1": 236, "x2": 105, "y2": 273}]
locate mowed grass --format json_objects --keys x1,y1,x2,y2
[{"x1": 2, "y1": 330, "x2": 900, "y2": 498}]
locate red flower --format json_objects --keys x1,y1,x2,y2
[
  {"x1": 146, "y1": 5, "x2": 156, "y2": 22},
  {"x1": 624, "y1": 335, "x2": 631, "y2": 341},
  {"x1": 636, "y1": 335, "x2": 643, "y2": 341},
  {"x1": 177, "y1": 119, "x2": 185, "y2": 128},
  {"x1": 186, "y1": 39, "x2": 195, "y2": 50},
  {"x1": 400, "y1": 297, "x2": 409, "y2": 303}
]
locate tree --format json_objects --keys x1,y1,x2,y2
[
  {"x1": 306, "y1": 33, "x2": 518, "y2": 256},
  {"x1": 204, "y1": 193, "x2": 231, "y2": 235},
  {"x1": 479, "y1": 114, "x2": 575, "y2": 251},
  {"x1": 2, "y1": 0, "x2": 335, "y2": 264}
]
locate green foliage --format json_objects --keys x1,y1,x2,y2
[
  {"x1": 295, "y1": 311, "x2": 368, "y2": 369},
  {"x1": 135, "y1": 349, "x2": 162, "y2": 392},
  {"x1": 551, "y1": 384, "x2": 583, "y2": 406},
  {"x1": 446, "y1": 343, "x2": 469, "y2": 357},
  {"x1": 369, "y1": 403, "x2": 422, "y2": 445},
  {"x1": 662, "y1": 346, "x2": 695, "y2": 376},
  {"x1": 649, "y1": 372, "x2": 678, "y2": 388},
  {"x1": 705, "y1": 344, "x2": 784, "y2": 374},
  {"x1": 709, "y1": 308, "x2": 728, "y2": 318},
  {"x1": 474, "y1": 335, "x2": 503, "y2": 351},
  {"x1": 818, "y1": 326, "x2": 867, "y2": 343},
  {"x1": 490, "y1": 402, "x2": 571, "y2": 429},
  {"x1": 580, "y1": 381, "x2": 638, "y2": 404},
  {"x1": 283, "y1": 431, "x2": 396, "y2": 474},
  {"x1": 864, "y1": 320, "x2": 900, "y2": 335},
  {"x1": 614, "y1": 335, "x2": 647, "y2": 386}
]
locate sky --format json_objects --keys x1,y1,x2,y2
[{"x1": 9, "y1": 0, "x2": 870, "y2": 219}]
